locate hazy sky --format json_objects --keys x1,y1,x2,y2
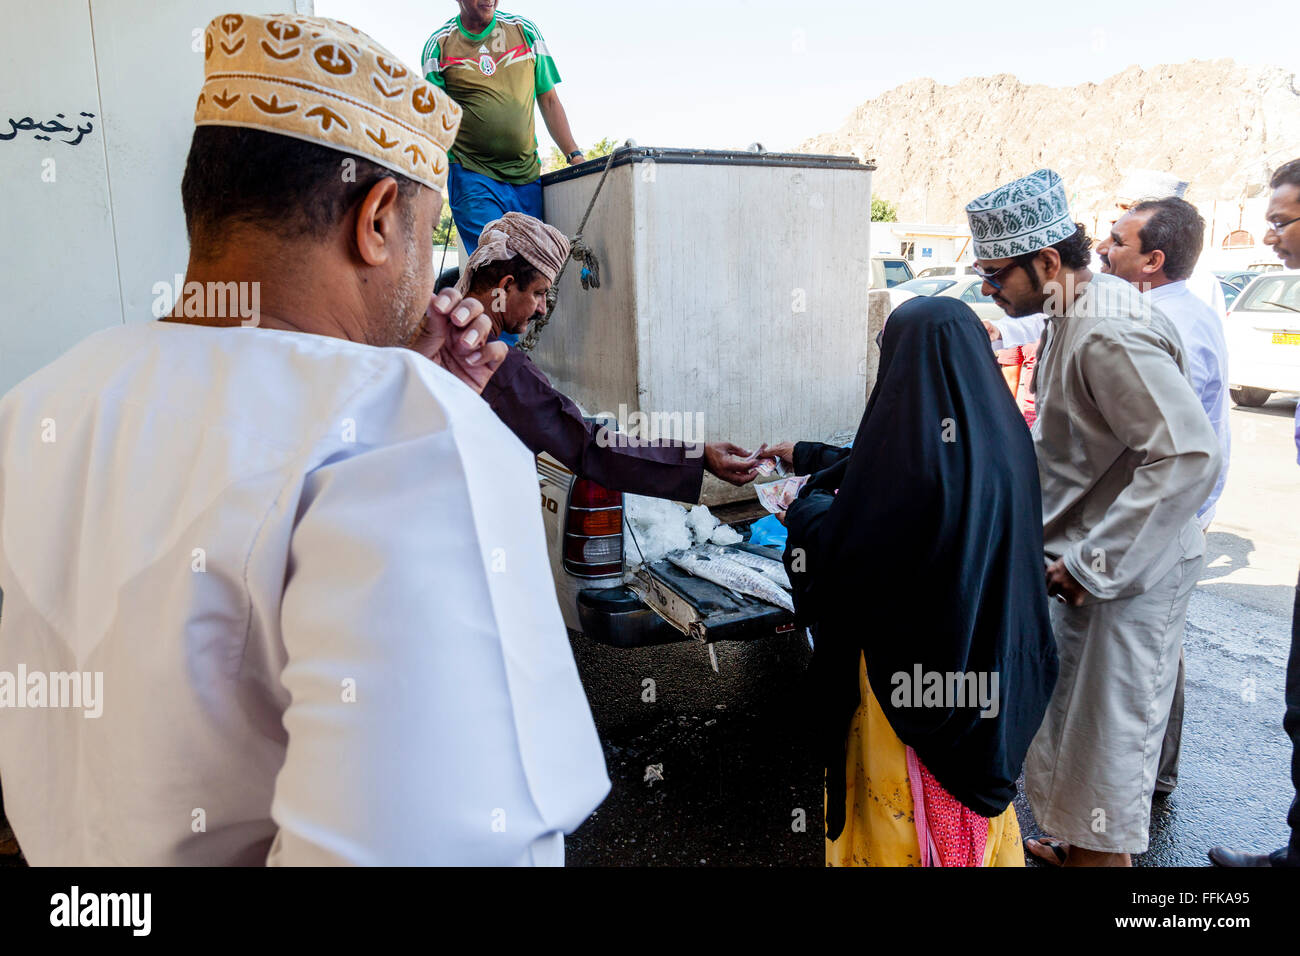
[{"x1": 316, "y1": 0, "x2": 1283, "y2": 153}]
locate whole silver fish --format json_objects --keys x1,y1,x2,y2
[
  {"x1": 667, "y1": 549, "x2": 795, "y2": 613},
  {"x1": 699, "y1": 543, "x2": 791, "y2": 590}
]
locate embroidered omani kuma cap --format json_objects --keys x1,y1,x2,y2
[
  {"x1": 194, "y1": 13, "x2": 460, "y2": 191},
  {"x1": 1116, "y1": 169, "x2": 1190, "y2": 204},
  {"x1": 965, "y1": 169, "x2": 1076, "y2": 260}
]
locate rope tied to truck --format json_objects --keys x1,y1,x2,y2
[{"x1": 519, "y1": 141, "x2": 627, "y2": 353}]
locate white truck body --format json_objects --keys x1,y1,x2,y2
[
  {"x1": 531, "y1": 148, "x2": 879, "y2": 645},
  {"x1": 532, "y1": 147, "x2": 875, "y2": 507}
]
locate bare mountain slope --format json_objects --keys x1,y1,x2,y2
[{"x1": 800, "y1": 59, "x2": 1300, "y2": 224}]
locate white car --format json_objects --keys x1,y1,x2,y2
[
  {"x1": 895, "y1": 274, "x2": 1005, "y2": 322},
  {"x1": 1224, "y1": 271, "x2": 1300, "y2": 406},
  {"x1": 915, "y1": 264, "x2": 979, "y2": 279}
]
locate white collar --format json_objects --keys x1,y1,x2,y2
[{"x1": 1144, "y1": 279, "x2": 1187, "y2": 303}]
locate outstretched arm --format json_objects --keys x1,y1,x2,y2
[{"x1": 483, "y1": 351, "x2": 708, "y2": 502}]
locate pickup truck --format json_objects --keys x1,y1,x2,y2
[
  {"x1": 519, "y1": 146, "x2": 880, "y2": 650},
  {"x1": 536, "y1": 450, "x2": 800, "y2": 648}
]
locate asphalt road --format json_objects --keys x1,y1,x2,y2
[
  {"x1": 564, "y1": 628, "x2": 822, "y2": 866},
  {"x1": 569, "y1": 396, "x2": 1300, "y2": 867}
]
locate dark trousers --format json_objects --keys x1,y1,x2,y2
[
  {"x1": 1286, "y1": 570, "x2": 1300, "y2": 863},
  {"x1": 1156, "y1": 649, "x2": 1184, "y2": 792}
]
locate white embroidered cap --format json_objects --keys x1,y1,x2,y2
[
  {"x1": 965, "y1": 169, "x2": 1076, "y2": 260},
  {"x1": 1116, "y1": 169, "x2": 1190, "y2": 204}
]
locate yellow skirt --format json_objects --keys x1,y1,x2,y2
[{"x1": 826, "y1": 654, "x2": 1024, "y2": 867}]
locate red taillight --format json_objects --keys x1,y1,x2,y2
[
  {"x1": 571, "y1": 480, "x2": 622, "y2": 509},
  {"x1": 563, "y1": 478, "x2": 623, "y2": 578}
]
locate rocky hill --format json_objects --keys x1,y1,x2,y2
[{"x1": 800, "y1": 59, "x2": 1300, "y2": 225}]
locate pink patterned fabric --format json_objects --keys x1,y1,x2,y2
[
  {"x1": 906, "y1": 746, "x2": 989, "y2": 867},
  {"x1": 1017, "y1": 344, "x2": 1038, "y2": 427}
]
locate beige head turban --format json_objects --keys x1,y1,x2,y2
[
  {"x1": 455, "y1": 212, "x2": 571, "y2": 295},
  {"x1": 194, "y1": 13, "x2": 460, "y2": 191}
]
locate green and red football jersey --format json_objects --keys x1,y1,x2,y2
[{"x1": 422, "y1": 11, "x2": 561, "y2": 185}]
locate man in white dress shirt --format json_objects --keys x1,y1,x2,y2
[
  {"x1": 1098, "y1": 197, "x2": 1231, "y2": 529},
  {"x1": 1096, "y1": 195, "x2": 1231, "y2": 799},
  {"x1": 0, "y1": 14, "x2": 609, "y2": 866},
  {"x1": 1114, "y1": 169, "x2": 1227, "y2": 318}
]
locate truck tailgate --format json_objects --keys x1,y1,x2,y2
[{"x1": 626, "y1": 543, "x2": 797, "y2": 643}]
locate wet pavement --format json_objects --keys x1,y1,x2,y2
[
  {"x1": 570, "y1": 397, "x2": 1300, "y2": 866},
  {"x1": 565, "y1": 629, "x2": 822, "y2": 866}
]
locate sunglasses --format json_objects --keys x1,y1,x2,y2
[{"x1": 970, "y1": 260, "x2": 1025, "y2": 291}]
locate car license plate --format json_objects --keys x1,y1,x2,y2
[{"x1": 1271, "y1": 332, "x2": 1300, "y2": 345}]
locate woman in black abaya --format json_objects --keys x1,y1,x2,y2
[{"x1": 782, "y1": 296, "x2": 1057, "y2": 867}]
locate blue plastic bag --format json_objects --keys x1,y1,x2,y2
[{"x1": 747, "y1": 514, "x2": 788, "y2": 549}]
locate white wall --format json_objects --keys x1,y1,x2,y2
[
  {"x1": 0, "y1": 0, "x2": 306, "y2": 396},
  {"x1": 869, "y1": 222, "x2": 899, "y2": 257},
  {"x1": 870, "y1": 223, "x2": 971, "y2": 266}
]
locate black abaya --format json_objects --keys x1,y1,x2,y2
[{"x1": 784, "y1": 296, "x2": 1057, "y2": 837}]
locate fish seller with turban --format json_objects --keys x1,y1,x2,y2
[
  {"x1": 964, "y1": 170, "x2": 1219, "y2": 867},
  {"x1": 452, "y1": 211, "x2": 762, "y2": 500},
  {"x1": 0, "y1": 14, "x2": 609, "y2": 865}
]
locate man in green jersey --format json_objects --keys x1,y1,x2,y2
[{"x1": 423, "y1": 1, "x2": 585, "y2": 269}]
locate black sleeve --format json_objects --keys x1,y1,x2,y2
[
  {"x1": 783, "y1": 489, "x2": 837, "y2": 628},
  {"x1": 793, "y1": 441, "x2": 850, "y2": 476}
]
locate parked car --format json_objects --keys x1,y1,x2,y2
[
  {"x1": 896, "y1": 276, "x2": 958, "y2": 297},
  {"x1": 916, "y1": 264, "x2": 978, "y2": 279},
  {"x1": 931, "y1": 275, "x2": 1004, "y2": 322},
  {"x1": 1216, "y1": 270, "x2": 1258, "y2": 292},
  {"x1": 871, "y1": 256, "x2": 914, "y2": 289},
  {"x1": 893, "y1": 274, "x2": 1002, "y2": 320},
  {"x1": 1223, "y1": 271, "x2": 1300, "y2": 406},
  {"x1": 1221, "y1": 279, "x2": 1243, "y2": 311}
]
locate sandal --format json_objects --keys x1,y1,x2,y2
[{"x1": 1025, "y1": 836, "x2": 1069, "y2": 867}]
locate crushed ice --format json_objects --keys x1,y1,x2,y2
[{"x1": 623, "y1": 495, "x2": 743, "y2": 569}]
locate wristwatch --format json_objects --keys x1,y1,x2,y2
[{"x1": 567, "y1": 149, "x2": 584, "y2": 162}]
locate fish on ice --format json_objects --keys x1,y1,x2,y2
[
  {"x1": 698, "y1": 543, "x2": 791, "y2": 590},
  {"x1": 666, "y1": 549, "x2": 794, "y2": 613}
]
